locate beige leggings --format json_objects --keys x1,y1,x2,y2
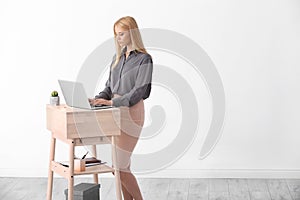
[{"x1": 113, "y1": 96, "x2": 144, "y2": 200}]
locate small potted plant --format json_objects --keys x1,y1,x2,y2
[{"x1": 50, "y1": 90, "x2": 60, "y2": 106}]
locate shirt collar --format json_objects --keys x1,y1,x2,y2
[{"x1": 121, "y1": 47, "x2": 138, "y2": 56}]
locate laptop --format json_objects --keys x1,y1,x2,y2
[{"x1": 58, "y1": 80, "x2": 113, "y2": 110}]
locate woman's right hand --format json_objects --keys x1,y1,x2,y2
[{"x1": 89, "y1": 98, "x2": 113, "y2": 106}]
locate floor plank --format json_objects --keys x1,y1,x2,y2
[
  {"x1": 188, "y1": 178, "x2": 209, "y2": 200},
  {"x1": 167, "y1": 178, "x2": 189, "y2": 200},
  {"x1": 98, "y1": 177, "x2": 113, "y2": 200},
  {"x1": 267, "y1": 179, "x2": 293, "y2": 200},
  {"x1": 286, "y1": 179, "x2": 300, "y2": 200},
  {"x1": 209, "y1": 178, "x2": 230, "y2": 200},
  {"x1": 0, "y1": 177, "x2": 19, "y2": 197},
  {"x1": 144, "y1": 178, "x2": 170, "y2": 200},
  {"x1": 2, "y1": 178, "x2": 29, "y2": 200},
  {"x1": 247, "y1": 179, "x2": 271, "y2": 200},
  {"x1": 23, "y1": 178, "x2": 47, "y2": 200},
  {"x1": 228, "y1": 178, "x2": 251, "y2": 200},
  {"x1": 138, "y1": 178, "x2": 152, "y2": 198}
]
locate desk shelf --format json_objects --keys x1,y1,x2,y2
[
  {"x1": 51, "y1": 161, "x2": 114, "y2": 178},
  {"x1": 74, "y1": 164, "x2": 114, "y2": 175}
]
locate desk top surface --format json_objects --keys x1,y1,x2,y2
[{"x1": 47, "y1": 104, "x2": 120, "y2": 114}]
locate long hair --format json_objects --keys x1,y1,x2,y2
[{"x1": 112, "y1": 16, "x2": 148, "y2": 68}]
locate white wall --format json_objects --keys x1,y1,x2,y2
[{"x1": 0, "y1": 0, "x2": 300, "y2": 178}]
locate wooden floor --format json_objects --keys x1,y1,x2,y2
[{"x1": 0, "y1": 177, "x2": 300, "y2": 200}]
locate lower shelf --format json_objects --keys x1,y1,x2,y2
[{"x1": 51, "y1": 161, "x2": 114, "y2": 178}]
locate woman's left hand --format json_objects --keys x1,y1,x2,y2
[{"x1": 89, "y1": 98, "x2": 113, "y2": 106}]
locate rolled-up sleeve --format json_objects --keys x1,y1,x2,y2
[{"x1": 112, "y1": 55, "x2": 153, "y2": 107}]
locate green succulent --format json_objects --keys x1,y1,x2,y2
[{"x1": 51, "y1": 91, "x2": 58, "y2": 97}]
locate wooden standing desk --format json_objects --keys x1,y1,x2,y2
[{"x1": 46, "y1": 104, "x2": 122, "y2": 200}]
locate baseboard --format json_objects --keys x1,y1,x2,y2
[{"x1": 1, "y1": 168, "x2": 300, "y2": 178}]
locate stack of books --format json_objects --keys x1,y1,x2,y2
[{"x1": 85, "y1": 157, "x2": 107, "y2": 167}]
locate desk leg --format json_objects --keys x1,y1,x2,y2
[
  {"x1": 91, "y1": 145, "x2": 99, "y2": 184},
  {"x1": 47, "y1": 136, "x2": 56, "y2": 200},
  {"x1": 68, "y1": 140, "x2": 75, "y2": 200},
  {"x1": 112, "y1": 136, "x2": 122, "y2": 200}
]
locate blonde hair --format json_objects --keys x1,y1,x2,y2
[{"x1": 112, "y1": 16, "x2": 148, "y2": 68}]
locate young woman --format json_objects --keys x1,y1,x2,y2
[{"x1": 90, "y1": 16, "x2": 153, "y2": 200}]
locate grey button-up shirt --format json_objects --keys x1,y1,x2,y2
[{"x1": 95, "y1": 48, "x2": 153, "y2": 107}]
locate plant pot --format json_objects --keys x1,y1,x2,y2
[{"x1": 50, "y1": 96, "x2": 60, "y2": 106}]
